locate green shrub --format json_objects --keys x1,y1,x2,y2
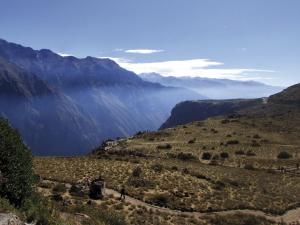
[
  {"x1": 244, "y1": 164, "x2": 255, "y2": 170},
  {"x1": 177, "y1": 152, "x2": 197, "y2": 161},
  {"x1": 69, "y1": 184, "x2": 85, "y2": 197},
  {"x1": 251, "y1": 140, "x2": 261, "y2": 147},
  {"x1": 52, "y1": 183, "x2": 66, "y2": 193},
  {"x1": 214, "y1": 180, "x2": 226, "y2": 190},
  {"x1": 235, "y1": 150, "x2": 245, "y2": 155},
  {"x1": 212, "y1": 154, "x2": 220, "y2": 160},
  {"x1": 23, "y1": 193, "x2": 62, "y2": 225},
  {"x1": 51, "y1": 193, "x2": 63, "y2": 202},
  {"x1": 151, "y1": 164, "x2": 164, "y2": 173},
  {"x1": 147, "y1": 194, "x2": 170, "y2": 207},
  {"x1": 220, "y1": 152, "x2": 229, "y2": 159},
  {"x1": 202, "y1": 152, "x2": 212, "y2": 160},
  {"x1": 132, "y1": 166, "x2": 142, "y2": 177},
  {"x1": 226, "y1": 140, "x2": 239, "y2": 145},
  {"x1": 188, "y1": 138, "x2": 196, "y2": 144},
  {"x1": 156, "y1": 144, "x2": 172, "y2": 149},
  {"x1": 277, "y1": 151, "x2": 292, "y2": 159},
  {"x1": 171, "y1": 166, "x2": 178, "y2": 171},
  {"x1": 182, "y1": 168, "x2": 190, "y2": 174},
  {"x1": 0, "y1": 118, "x2": 34, "y2": 206},
  {"x1": 38, "y1": 182, "x2": 52, "y2": 189},
  {"x1": 246, "y1": 151, "x2": 256, "y2": 156},
  {"x1": 0, "y1": 197, "x2": 17, "y2": 213}
]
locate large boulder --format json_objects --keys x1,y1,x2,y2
[{"x1": 89, "y1": 177, "x2": 105, "y2": 200}]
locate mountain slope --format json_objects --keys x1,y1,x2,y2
[
  {"x1": 160, "y1": 98, "x2": 262, "y2": 129},
  {"x1": 0, "y1": 57, "x2": 101, "y2": 155},
  {"x1": 0, "y1": 39, "x2": 202, "y2": 155},
  {"x1": 160, "y1": 84, "x2": 299, "y2": 129},
  {"x1": 139, "y1": 73, "x2": 282, "y2": 99}
]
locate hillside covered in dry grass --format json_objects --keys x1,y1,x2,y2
[{"x1": 33, "y1": 84, "x2": 300, "y2": 225}]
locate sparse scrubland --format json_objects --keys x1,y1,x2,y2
[
  {"x1": 33, "y1": 89, "x2": 300, "y2": 224},
  {"x1": 1, "y1": 84, "x2": 298, "y2": 224}
]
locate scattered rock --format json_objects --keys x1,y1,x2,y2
[{"x1": 0, "y1": 213, "x2": 22, "y2": 225}]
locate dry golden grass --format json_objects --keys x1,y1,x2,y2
[{"x1": 34, "y1": 114, "x2": 300, "y2": 224}]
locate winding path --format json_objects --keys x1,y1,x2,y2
[
  {"x1": 43, "y1": 179, "x2": 300, "y2": 224},
  {"x1": 102, "y1": 188, "x2": 300, "y2": 224}
]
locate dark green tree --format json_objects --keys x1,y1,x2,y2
[{"x1": 0, "y1": 118, "x2": 34, "y2": 206}]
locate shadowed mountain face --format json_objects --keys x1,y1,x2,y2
[
  {"x1": 160, "y1": 84, "x2": 300, "y2": 129},
  {"x1": 268, "y1": 83, "x2": 300, "y2": 105},
  {"x1": 0, "y1": 57, "x2": 101, "y2": 155},
  {"x1": 139, "y1": 73, "x2": 283, "y2": 99},
  {"x1": 160, "y1": 99, "x2": 263, "y2": 129},
  {"x1": 0, "y1": 39, "x2": 202, "y2": 155}
]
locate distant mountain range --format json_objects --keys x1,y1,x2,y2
[
  {"x1": 139, "y1": 73, "x2": 283, "y2": 99},
  {"x1": 0, "y1": 39, "x2": 202, "y2": 155}
]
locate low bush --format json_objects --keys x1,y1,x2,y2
[
  {"x1": 23, "y1": 193, "x2": 63, "y2": 225},
  {"x1": 156, "y1": 144, "x2": 172, "y2": 150},
  {"x1": 212, "y1": 154, "x2": 220, "y2": 160},
  {"x1": 132, "y1": 166, "x2": 142, "y2": 177},
  {"x1": 38, "y1": 182, "x2": 52, "y2": 189},
  {"x1": 251, "y1": 140, "x2": 261, "y2": 147},
  {"x1": 182, "y1": 168, "x2": 190, "y2": 174},
  {"x1": 244, "y1": 164, "x2": 255, "y2": 170},
  {"x1": 220, "y1": 152, "x2": 229, "y2": 159},
  {"x1": 277, "y1": 151, "x2": 292, "y2": 159},
  {"x1": 235, "y1": 150, "x2": 245, "y2": 155},
  {"x1": 171, "y1": 166, "x2": 178, "y2": 171},
  {"x1": 151, "y1": 164, "x2": 164, "y2": 173},
  {"x1": 147, "y1": 194, "x2": 170, "y2": 207},
  {"x1": 214, "y1": 181, "x2": 226, "y2": 190},
  {"x1": 69, "y1": 184, "x2": 85, "y2": 197},
  {"x1": 226, "y1": 140, "x2": 239, "y2": 145},
  {"x1": 52, "y1": 183, "x2": 66, "y2": 193},
  {"x1": 188, "y1": 138, "x2": 196, "y2": 144},
  {"x1": 246, "y1": 151, "x2": 256, "y2": 156},
  {"x1": 202, "y1": 152, "x2": 212, "y2": 160},
  {"x1": 177, "y1": 152, "x2": 198, "y2": 161},
  {"x1": 51, "y1": 193, "x2": 63, "y2": 202}
]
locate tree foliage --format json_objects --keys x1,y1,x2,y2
[{"x1": 0, "y1": 118, "x2": 34, "y2": 206}]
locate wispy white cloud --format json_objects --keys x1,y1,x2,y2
[
  {"x1": 124, "y1": 49, "x2": 164, "y2": 54},
  {"x1": 98, "y1": 56, "x2": 130, "y2": 64},
  {"x1": 57, "y1": 52, "x2": 73, "y2": 57},
  {"x1": 97, "y1": 57, "x2": 275, "y2": 81}
]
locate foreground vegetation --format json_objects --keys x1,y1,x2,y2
[{"x1": 0, "y1": 118, "x2": 128, "y2": 225}]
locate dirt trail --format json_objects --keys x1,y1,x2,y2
[
  {"x1": 43, "y1": 179, "x2": 300, "y2": 224},
  {"x1": 103, "y1": 188, "x2": 300, "y2": 224}
]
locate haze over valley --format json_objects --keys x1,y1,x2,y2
[{"x1": 0, "y1": 1, "x2": 300, "y2": 225}]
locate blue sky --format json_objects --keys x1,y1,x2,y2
[{"x1": 0, "y1": 0, "x2": 299, "y2": 86}]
